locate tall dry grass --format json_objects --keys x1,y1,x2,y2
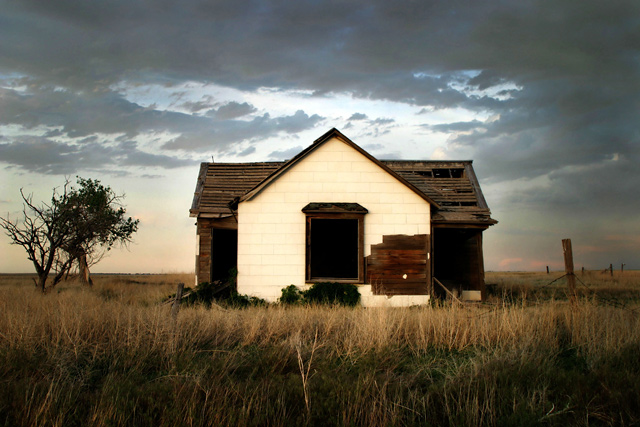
[{"x1": 1, "y1": 273, "x2": 639, "y2": 425}]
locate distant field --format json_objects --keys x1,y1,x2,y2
[
  {"x1": 1, "y1": 272, "x2": 639, "y2": 426},
  {"x1": 486, "y1": 270, "x2": 640, "y2": 304}
]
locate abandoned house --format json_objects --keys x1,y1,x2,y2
[{"x1": 189, "y1": 128, "x2": 497, "y2": 306}]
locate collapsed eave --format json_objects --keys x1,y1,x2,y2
[{"x1": 431, "y1": 207, "x2": 498, "y2": 227}]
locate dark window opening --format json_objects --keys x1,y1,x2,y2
[
  {"x1": 309, "y1": 218, "x2": 359, "y2": 279},
  {"x1": 433, "y1": 168, "x2": 465, "y2": 178},
  {"x1": 449, "y1": 168, "x2": 464, "y2": 178},
  {"x1": 440, "y1": 201, "x2": 478, "y2": 207}
]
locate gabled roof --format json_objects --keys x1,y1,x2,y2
[
  {"x1": 189, "y1": 129, "x2": 497, "y2": 226},
  {"x1": 240, "y1": 128, "x2": 439, "y2": 207}
]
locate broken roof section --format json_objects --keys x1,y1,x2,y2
[
  {"x1": 384, "y1": 160, "x2": 497, "y2": 226},
  {"x1": 190, "y1": 128, "x2": 497, "y2": 226}
]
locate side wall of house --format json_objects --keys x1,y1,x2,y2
[
  {"x1": 237, "y1": 137, "x2": 431, "y2": 301},
  {"x1": 195, "y1": 219, "x2": 213, "y2": 285}
]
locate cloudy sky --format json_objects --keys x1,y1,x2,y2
[{"x1": 1, "y1": 0, "x2": 638, "y2": 273}]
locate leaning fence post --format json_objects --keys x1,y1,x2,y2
[
  {"x1": 172, "y1": 283, "x2": 184, "y2": 319},
  {"x1": 562, "y1": 239, "x2": 577, "y2": 304},
  {"x1": 609, "y1": 264, "x2": 613, "y2": 277}
]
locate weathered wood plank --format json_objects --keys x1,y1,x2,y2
[{"x1": 366, "y1": 234, "x2": 429, "y2": 295}]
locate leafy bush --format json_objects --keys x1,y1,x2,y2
[
  {"x1": 279, "y1": 282, "x2": 360, "y2": 306},
  {"x1": 279, "y1": 285, "x2": 303, "y2": 304},
  {"x1": 304, "y1": 282, "x2": 360, "y2": 306},
  {"x1": 165, "y1": 274, "x2": 265, "y2": 308}
]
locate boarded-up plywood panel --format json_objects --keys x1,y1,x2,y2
[{"x1": 366, "y1": 234, "x2": 430, "y2": 295}]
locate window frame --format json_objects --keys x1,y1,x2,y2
[{"x1": 304, "y1": 212, "x2": 366, "y2": 284}]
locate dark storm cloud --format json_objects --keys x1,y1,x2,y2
[
  {"x1": 2, "y1": 0, "x2": 637, "y2": 101},
  {"x1": 208, "y1": 102, "x2": 257, "y2": 120},
  {"x1": 3, "y1": 0, "x2": 637, "y2": 142},
  {"x1": 0, "y1": 136, "x2": 196, "y2": 175},
  {"x1": 428, "y1": 120, "x2": 485, "y2": 133},
  {"x1": 181, "y1": 96, "x2": 216, "y2": 113},
  {"x1": 161, "y1": 110, "x2": 324, "y2": 151},
  {"x1": 0, "y1": 85, "x2": 200, "y2": 138},
  {"x1": 1, "y1": 0, "x2": 639, "y2": 266},
  {"x1": 0, "y1": 84, "x2": 324, "y2": 171}
]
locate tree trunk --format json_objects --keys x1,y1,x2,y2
[
  {"x1": 78, "y1": 253, "x2": 93, "y2": 286},
  {"x1": 35, "y1": 274, "x2": 47, "y2": 293}
]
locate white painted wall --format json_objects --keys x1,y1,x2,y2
[{"x1": 237, "y1": 137, "x2": 431, "y2": 302}]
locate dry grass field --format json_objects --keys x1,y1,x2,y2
[{"x1": 1, "y1": 271, "x2": 639, "y2": 426}]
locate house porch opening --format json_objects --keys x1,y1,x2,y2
[
  {"x1": 432, "y1": 227, "x2": 485, "y2": 298},
  {"x1": 211, "y1": 228, "x2": 238, "y2": 283}
]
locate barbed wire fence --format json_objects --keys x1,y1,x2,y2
[{"x1": 465, "y1": 239, "x2": 637, "y2": 319}]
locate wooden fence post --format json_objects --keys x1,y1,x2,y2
[
  {"x1": 610, "y1": 264, "x2": 613, "y2": 277},
  {"x1": 546, "y1": 266, "x2": 549, "y2": 274},
  {"x1": 172, "y1": 283, "x2": 184, "y2": 319},
  {"x1": 562, "y1": 239, "x2": 577, "y2": 304}
]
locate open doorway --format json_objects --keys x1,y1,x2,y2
[
  {"x1": 432, "y1": 227, "x2": 485, "y2": 298},
  {"x1": 210, "y1": 228, "x2": 238, "y2": 283}
]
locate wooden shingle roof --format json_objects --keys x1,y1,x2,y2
[
  {"x1": 383, "y1": 160, "x2": 496, "y2": 225},
  {"x1": 190, "y1": 162, "x2": 284, "y2": 217},
  {"x1": 190, "y1": 130, "x2": 496, "y2": 226}
]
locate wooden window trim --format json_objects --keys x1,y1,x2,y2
[{"x1": 305, "y1": 212, "x2": 365, "y2": 284}]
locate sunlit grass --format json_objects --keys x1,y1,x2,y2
[{"x1": 0, "y1": 272, "x2": 639, "y2": 425}]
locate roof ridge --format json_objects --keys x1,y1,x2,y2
[{"x1": 240, "y1": 128, "x2": 440, "y2": 207}]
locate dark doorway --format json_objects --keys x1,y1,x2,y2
[
  {"x1": 308, "y1": 218, "x2": 359, "y2": 279},
  {"x1": 432, "y1": 228, "x2": 484, "y2": 298},
  {"x1": 210, "y1": 228, "x2": 237, "y2": 282}
]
